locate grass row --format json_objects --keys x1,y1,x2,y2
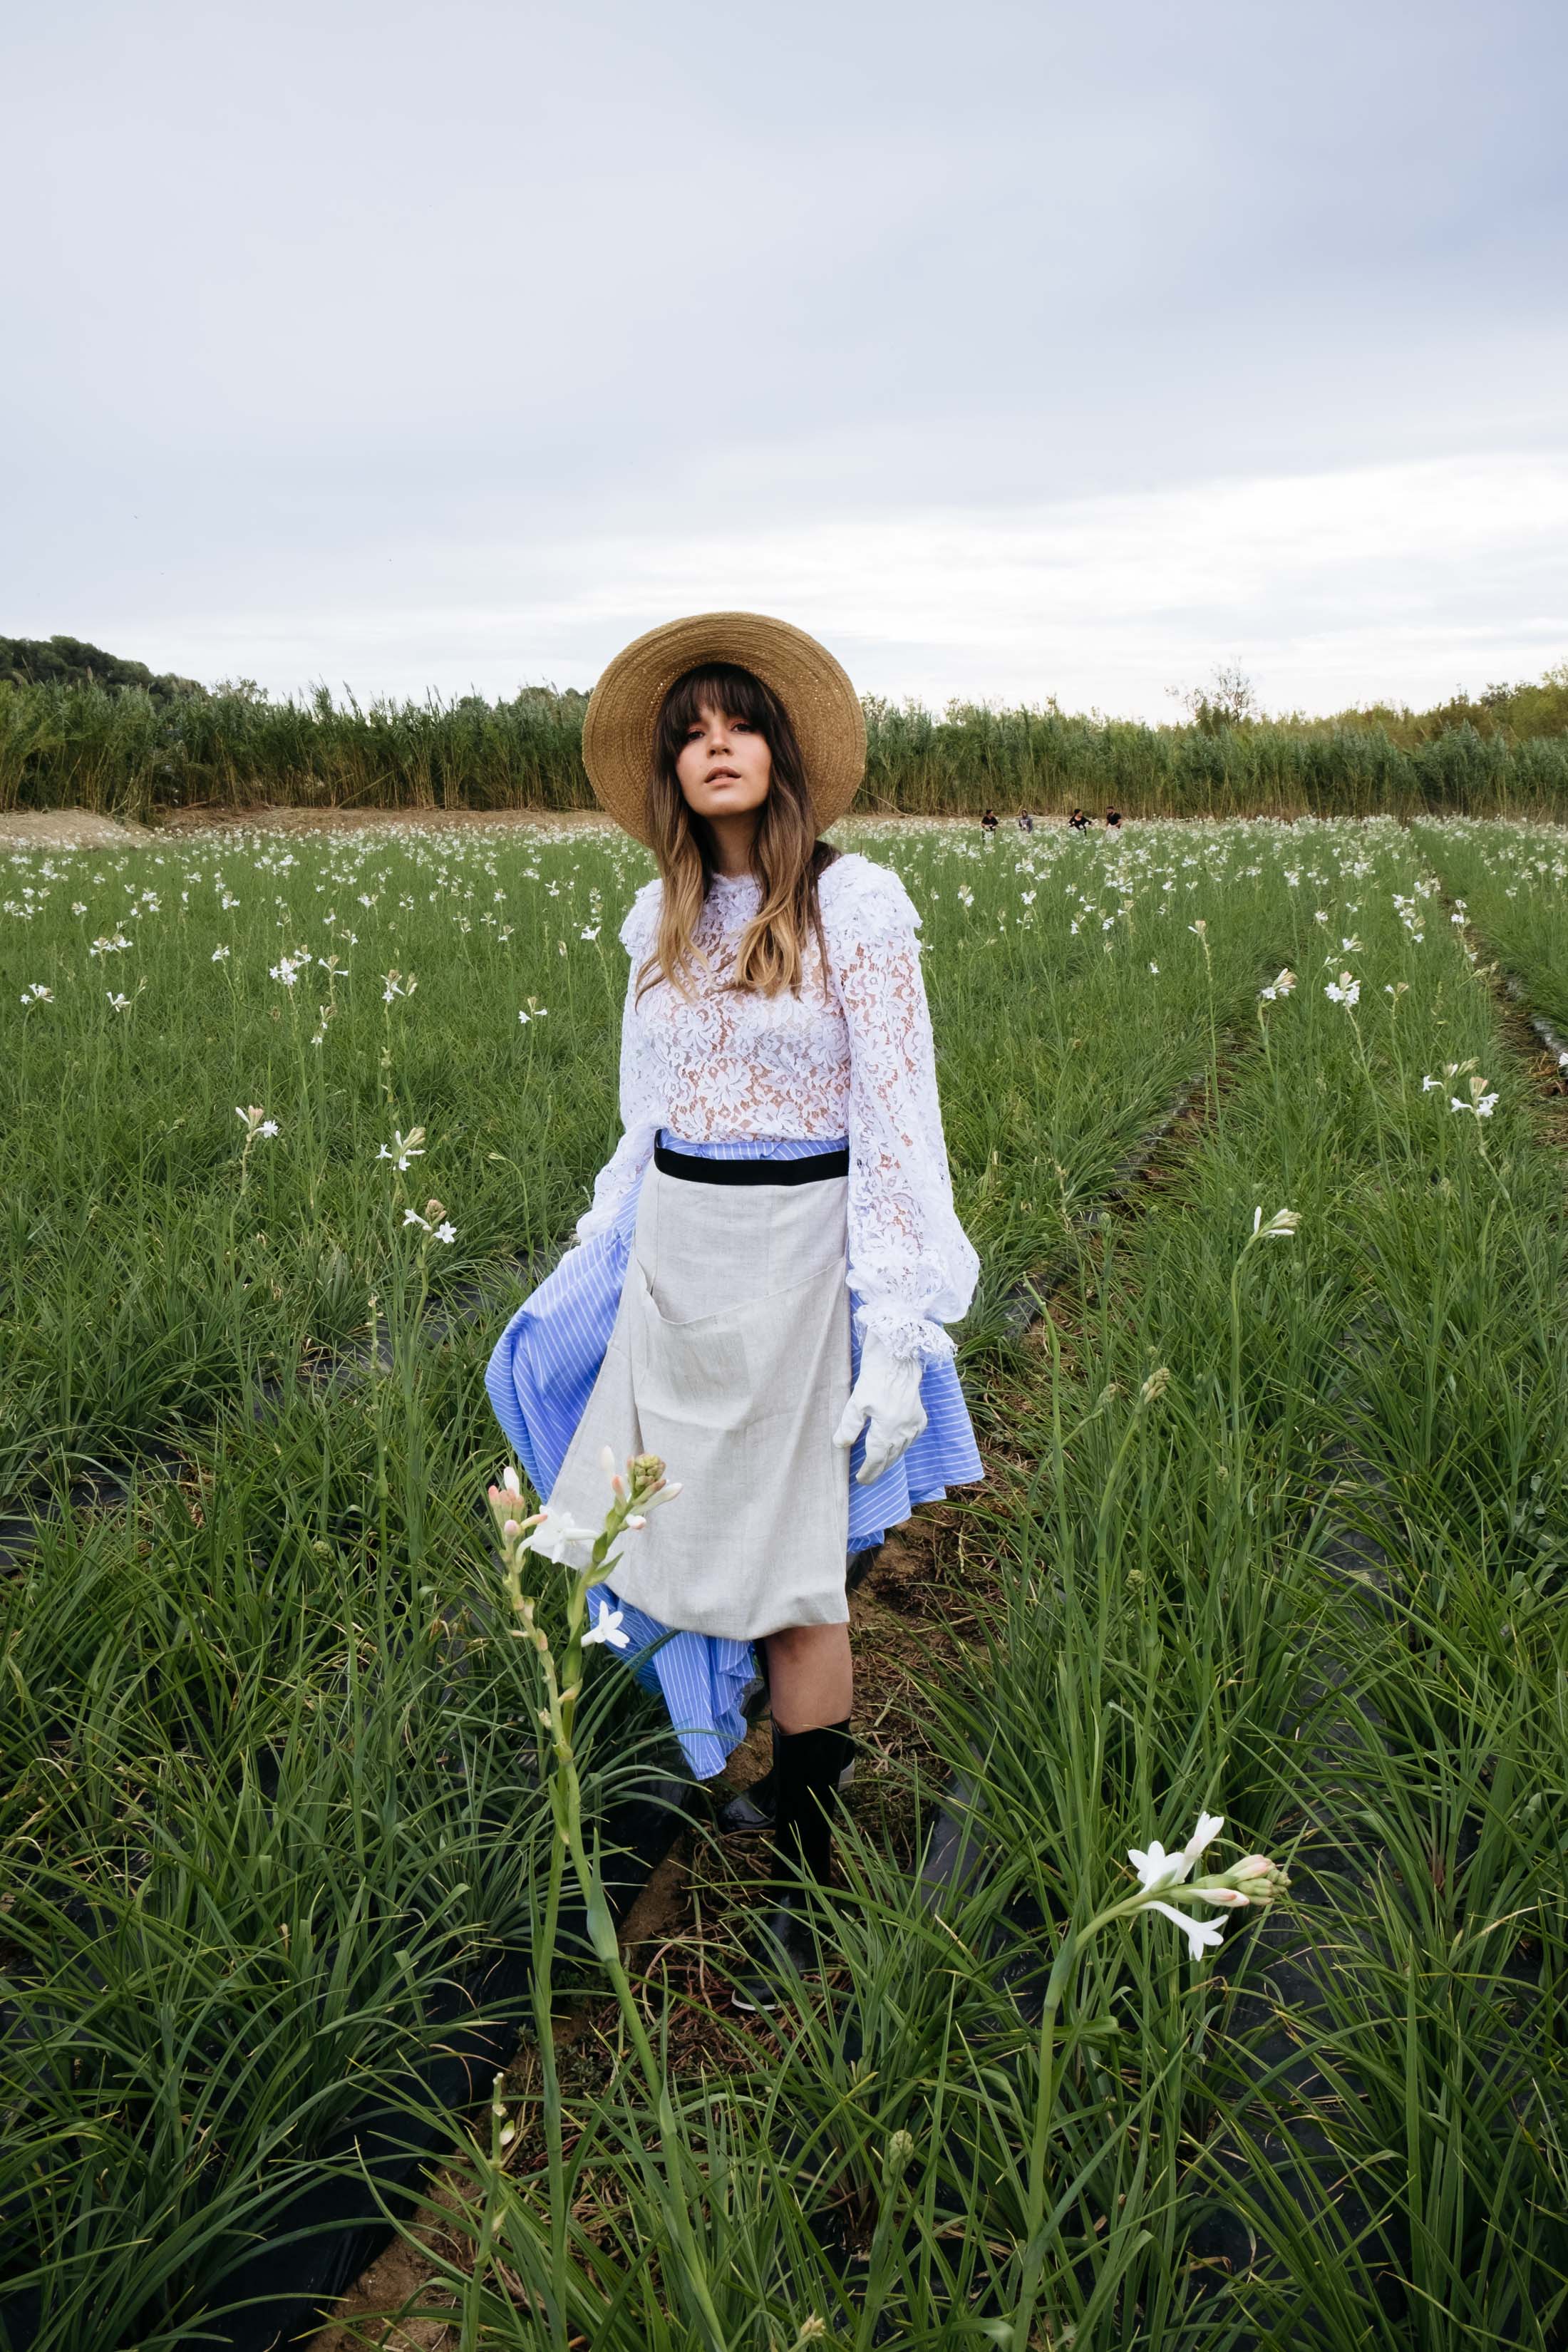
[
  {"x1": 1413, "y1": 815, "x2": 1568, "y2": 1041},
  {"x1": 2, "y1": 817, "x2": 1280, "y2": 1498},
  {"x1": 2, "y1": 818, "x2": 1295, "y2": 2344},
  {"x1": 374, "y1": 817, "x2": 1567, "y2": 2348},
  {"x1": 4, "y1": 815, "x2": 1564, "y2": 2345}
]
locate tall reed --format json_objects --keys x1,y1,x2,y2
[{"x1": 7, "y1": 674, "x2": 1568, "y2": 821}]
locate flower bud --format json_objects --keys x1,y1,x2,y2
[{"x1": 1229, "y1": 1855, "x2": 1289, "y2": 1902}]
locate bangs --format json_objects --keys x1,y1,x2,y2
[{"x1": 658, "y1": 663, "x2": 781, "y2": 738}]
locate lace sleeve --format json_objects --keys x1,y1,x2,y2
[
  {"x1": 823, "y1": 857, "x2": 980, "y2": 1363},
  {"x1": 573, "y1": 880, "x2": 665, "y2": 1243}
]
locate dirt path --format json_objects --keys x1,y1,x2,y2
[
  {"x1": 4, "y1": 803, "x2": 1057, "y2": 847},
  {"x1": 307, "y1": 1055, "x2": 1219, "y2": 2347},
  {"x1": 307, "y1": 1480, "x2": 1011, "y2": 2350}
]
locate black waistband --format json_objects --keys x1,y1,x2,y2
[{"x1": 653, "y1": 1133, "x2": 850, "y2": 1186}]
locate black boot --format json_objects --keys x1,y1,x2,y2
[
  {"x1": 730, "y1": 1717, "x2": 854, "y2": 2012},
  {"x1": 714, "y1": 1716, "x2": 856, "y2": 1835}
]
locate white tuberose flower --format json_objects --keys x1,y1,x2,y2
[
  {"x1": 1127, "y1": 1840, "x2": 1189, "y2": 1893},
  {"x1": 1129, "y1": 1808, "x2": 1224, "y2": 1894},
  {"x1": 581, "y1": 1599, "x2": 630, "y2": 1651},
  {"x1": 519, "y1": 1508, "x2": 602, "y2": 1569},
  {"x1": 376, "y1": 1127, "x2": 426, "y2": 1170},
  {"x1": 1183, "y1": 1810, "x2": 1224, "y2": 1862},
  {"x1": 1145, "y1": 1902, "x2": 1227, "y2": 1961}
]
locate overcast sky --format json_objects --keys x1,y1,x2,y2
[{"x1": 4, "y1": 0, "x2": 1565, "y2": 718}]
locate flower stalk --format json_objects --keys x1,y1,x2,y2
[
  {"x1": 1009, "y1": 1810, "x2": 1289, "y2": 2349},
  {"x1": 483, "y1": 1453, "x2": 729, "y2": 2351}
]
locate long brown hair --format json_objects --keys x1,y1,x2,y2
[{"x1": 635, "y1": 661, "x2": 840, "y2": 1006}]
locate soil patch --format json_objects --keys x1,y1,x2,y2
[
  {"x1": 0, "y1": 808, "x2": 155, "y2": 848},
  {"x1": 150, "y1": 804, "x2": 622, "y2": 837}
]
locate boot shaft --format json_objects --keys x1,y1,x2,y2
[{"x1": 770, "y1": 1716, "x2": 855, "y2": 1894}]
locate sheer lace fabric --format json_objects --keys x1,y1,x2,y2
[{"x1": 574, "y1": 853, "x2": 979, "y2": 1364}]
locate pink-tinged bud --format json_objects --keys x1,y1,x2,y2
[
  {"x1": 502, "y1": 1519, "x2": 522, "y2": 1541},
  {"x1": 1227, "y1": 1854, "x2": 1289, "y2": 1903},
  {"x1": 612, "y1": 1473, "x2": 625, "y2": 1495},
  {"x1": 1201, "y1": 1887, "x2": 1249, "y2": 1907},
  {"x1": 626, "y1": 1512, "x2": 646, "y2": 1529}
]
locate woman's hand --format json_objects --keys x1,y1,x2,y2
[{"x1": 833, "y1": 1333, "x2": 929, "y2": 1485}]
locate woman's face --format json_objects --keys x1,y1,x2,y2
[{"x1": 673, "y1": 698, "x2": 773, "y2": 822}]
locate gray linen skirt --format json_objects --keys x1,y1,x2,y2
[{"x1": 541, "y1": 1155, "x2": 854, "y2": 1639}]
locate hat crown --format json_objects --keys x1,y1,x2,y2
[{"x1": 580, "y1": 612, "x2": 866, "y2": 848}]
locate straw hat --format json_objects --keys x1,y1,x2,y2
[{"x1": 581, "y1": 612, "x2": 866, "y2": 847}]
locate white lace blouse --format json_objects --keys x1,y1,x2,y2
[{"x1": 574, "y1": 852, "x2": 979, "y2": 1364}]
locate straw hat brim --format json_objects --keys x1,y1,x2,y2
[{"x1": 581, "y1": 612, "x2": 866, "y2": 847}]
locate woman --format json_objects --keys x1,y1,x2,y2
[{"x1": 485, "y1": 612, "x2": 982, "y2": 2009}]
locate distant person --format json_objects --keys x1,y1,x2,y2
[
  {"x1": 1104, "y1": 807, "x2": 1122, "y2": 831},
  {"x1": 1017, "y1": 809, "x2": 1035, "y2": 833},
  {"x1": 1068, "y1": 806, "x2": 1089, "y2": 832},
  {"x1": 981, "y1": 808, "x2": 999, "y2": 836}
]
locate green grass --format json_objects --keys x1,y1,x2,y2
[{"x1": 3, "y1": 815, "x2": 1567, "y2": 2346}]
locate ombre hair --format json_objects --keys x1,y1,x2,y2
[{"x1": 634, "y1": 661, "x2": 840, "y2": 1006}]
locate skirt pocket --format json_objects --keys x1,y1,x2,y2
[{"x1": 626, "y1": 1259, "x2": 752, "y2": 1436}]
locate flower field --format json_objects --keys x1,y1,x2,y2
[{"x1": 3, "y1": 813, "x2": 1566, "y2": 2349}]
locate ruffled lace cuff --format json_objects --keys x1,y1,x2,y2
[{"x1": 852, "y1": 1295, "x2": 959, "y2": 1366}]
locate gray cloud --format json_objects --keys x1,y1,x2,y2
[{"x1": 4, "y1": 0, "x2": 1565, "y2": 711}]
